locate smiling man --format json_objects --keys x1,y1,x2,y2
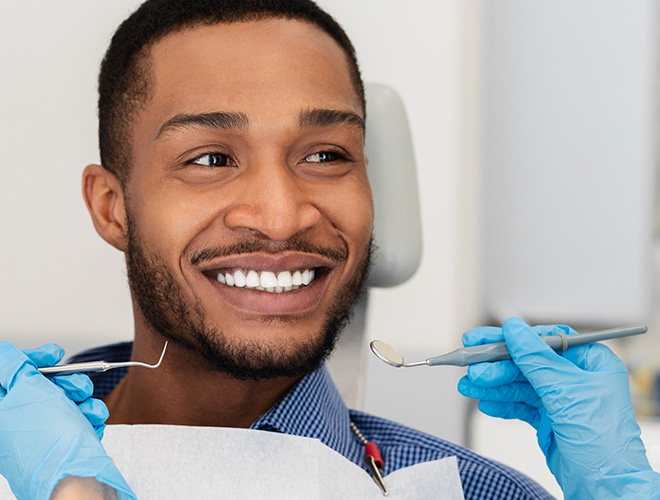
[{"x1": 0, "y1": 1, "x2": 558, "y2": 499}]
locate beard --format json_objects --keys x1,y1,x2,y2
[{"x1": 125, "y1": 220, "x2": 373, "y2": 381}]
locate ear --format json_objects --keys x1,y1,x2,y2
[{"x1": 82, "y1": 164, "x2": 128, "y2": 252}]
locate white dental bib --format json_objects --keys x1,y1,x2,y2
[
  {"x1": 103, "y1": 425, "x2": 465, "y2": 499},
  {"x1": 0, "y1": 424, "x2": 465, "y2": 499},
  {"x1": 104, "y1": 425, "x2": 465, "y2": 499}
]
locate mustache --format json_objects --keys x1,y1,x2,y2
[{"x1": 189, "y1": 236, "x2": 348, "y2": 267}]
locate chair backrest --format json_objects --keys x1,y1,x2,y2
[{"x1": 365, "y1": 83, "x2": 422, "y2": 288}]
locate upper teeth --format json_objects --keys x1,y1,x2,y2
[{"x1": 216, "y1": 269, "x2": 316, "y2": 293}]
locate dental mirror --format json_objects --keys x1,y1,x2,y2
[{"x1": 369, "y1": 340, "x2": 427, "y2": 368}]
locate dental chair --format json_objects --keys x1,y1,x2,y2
[{"x1": 326, "y1": 83, "x2": 422, "y2": 408}]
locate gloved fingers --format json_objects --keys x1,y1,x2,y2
[
  {"x1": 51, "y1": 373, "x2": 95, "y2": 403},
  {"x1": 0, "y1": 341, "x2": 40, "y2": 391},
  {"x1": 462, "y1": 326, "x2": 504, "y2": 347},
  {"x1": 23, "y1": 343, "x2": 65, "y2": 368},
  {"x1": 467, "y1": 359, "x2": 523, "y2": 387},
  {"x1": 561, "y1": 341, "x2": 627, "y2": 373},
  {"x1": 505, "y1": 318, "x2": 627, "y2": 377},
  {"x1": 458, "y1": 376, "x2": 542, "y2": 407},
  {"x1": 477, "y1": 401, "x2": 542, "y2": 429},
  {"x1": 524, "y1": 322, "x2": 624, "y2": 373},
  {"x1": 502, "y1": 318, "x2": 582, "y2": 389},
  {"x1": 77, "y1": 398, "x2": 109, "y2": 440},
  {"x1": 462, "y1": 320, "x2": 572, "y2": 387}
]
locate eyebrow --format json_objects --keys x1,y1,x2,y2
[
  {"x1": 156, "y1": 111, "x2": 249, "y2": 139},
  {"x1": 155, "y1": 107, "x2": 365, "y2": 140},
  {"x1": 299, "y1": 108, "x2": 365, "y2": 132}
]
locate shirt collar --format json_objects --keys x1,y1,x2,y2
[{"x1": 250, "y1": 365, "x2": 357, "y2": 458}]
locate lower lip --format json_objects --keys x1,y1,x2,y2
[{"x1": 203, "y1": 272, "x2": 329, "y2": 315}]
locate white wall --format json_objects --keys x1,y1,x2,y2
[{"x1": 480, "y1": 0, "x2": 658, "y2": 327}]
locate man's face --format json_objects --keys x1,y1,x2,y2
[{"x1": 121, "y1": 19, "x2": 373, "y2": 379}]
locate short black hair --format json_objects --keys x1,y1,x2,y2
[{"x1": 98, "y1": 0, "x2": 365, "y2": 184}]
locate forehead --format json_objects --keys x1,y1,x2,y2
[{"x1": 136, "y1": 19, "x2": 361, "y2": 140}]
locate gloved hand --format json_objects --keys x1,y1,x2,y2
[
  {"x1": 20, "y1": 343, "x2": 107, "y2": 439},
  {"x1": 0, "y1": 342, "x2": 135, "y2": 500},
  {"x1": 457, "y1": 317, "x2": 660, "y2": 499}
]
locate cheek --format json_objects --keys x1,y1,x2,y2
[
  {"x1": 131, "y1": 183, "x2": 225, "y2": 263},
  {"x1": 321, "y1": 177, "x2": 374, "y2": 248}
]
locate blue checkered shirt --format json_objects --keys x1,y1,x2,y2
[{"x1": 69, "y1": 343, "x2": 555, "y2": 499}]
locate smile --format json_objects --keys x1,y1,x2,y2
[{"x1": 215, "y1": 268, "x2": 317, "y2": 293}]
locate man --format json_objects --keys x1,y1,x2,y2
[{"x1": 0, "y1": 1, "x2": 658, "y2": 499}]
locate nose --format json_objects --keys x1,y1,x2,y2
[{"x1": 224, "y1": 162, "x2": 322, "y2": 242}]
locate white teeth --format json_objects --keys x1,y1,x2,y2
[
  {"x1": 277, "y1": 271, "x2": 293, "y2": 287},
  {"x1": 260, "y1": 271, "x2": 278, "y2": 288},
  {"x1": 234, "y1": 270, "x2": 246, "y2": 287},
  {"x1": 246, "y1": 270, "x2": 260, "y2": 287},
  {"x1": 216, "y1": 268, "x2": 317, "y2": 293}
]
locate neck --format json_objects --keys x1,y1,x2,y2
[{"x1": 103, "y1": 332, "x2": 303, "y2": 428}]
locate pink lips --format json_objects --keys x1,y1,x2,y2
[{"x1": 197, "y1": 251, "x2": 335, "y2": 275}]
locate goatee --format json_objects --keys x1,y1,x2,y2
[{"x1": 125, "y1": 217, "x2": 373, "y2": 381}]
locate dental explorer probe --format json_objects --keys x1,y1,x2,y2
[
  {"x1": 38, "y1": 342, "x2": 168, "y2": 375},
  {"x1": 370, "y1": 325, "x2": 647, "y2": 368}
]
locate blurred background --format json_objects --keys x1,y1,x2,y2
[{"x1": 2, "y1": 1, "x2": 660, "y2": 497}]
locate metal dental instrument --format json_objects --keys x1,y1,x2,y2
[
  {"x1": 38, "y1": 342, "x2": 168, "y2": 375},
  {"x1": 370, "y1": 325, "x2": 647, "y2": 368}
]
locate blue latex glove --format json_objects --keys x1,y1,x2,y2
[
  {"x1": 0, "y1": 342, "x2": 135, "y2": 500},
  {"x1": 20, "y1": 343, "x2": 107, "y2": 439},
  {"x1": 457, "y1": 318, "x2": 660, "y2": 499}
]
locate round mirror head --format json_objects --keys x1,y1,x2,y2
[{"x1": 370, "y1": 340, "x2": 405, "y2": 367}]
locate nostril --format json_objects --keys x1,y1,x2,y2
[{"x1": 224, "y1": 201, "x2": 322, "y2": 242}]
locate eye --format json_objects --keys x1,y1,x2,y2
[
  {"x1": 190, "y1": 152, "x2": 235, "y2": 167},
  {"x1": 304, "y1": 150, "x2": 347, "y2": 163}
]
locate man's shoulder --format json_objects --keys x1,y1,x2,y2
[{"x1": 349, "y1": 410, "x2": 555, "y2": 500}]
